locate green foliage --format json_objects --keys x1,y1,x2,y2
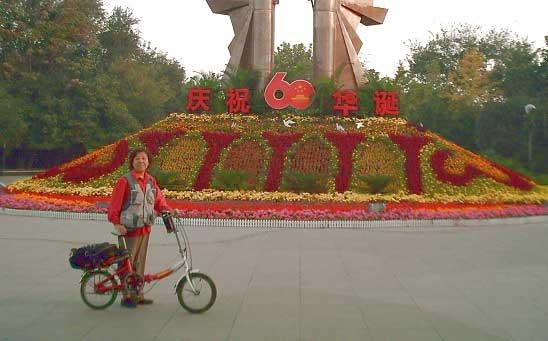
[
  {"x1": 354, "y1": 175, "x2": 393, "y2": 194},
  {"x1": 534, "y1": 174, "x2": 548, "y2": 186},
  {"x1": 148, "y1": 166, "x2": 182, "y2": 191},
  {"x1": 0, "y1": 84, "x2": 28, "y2": 150},
  {"x1": 223, "y1": 68, "x2": 260, "y2": 89},
  {"x1": 401, "y1": 26, "x2": 547, "y2": 177},
  {"x1": 0, "y1": 1, "x2": 185, "y2": 150},
  {"x1": 281, "y1": 171, "x2": 329, "y2": 194},
  {"x1": 274, "y1": 42, "x2": 313, "y2": 82},
  {"x1": 309, "y1": 77, "x2": 339, "y2": 115},
  {"x1": 211, "y1": 170, "x2": 251, "y2": 191}
]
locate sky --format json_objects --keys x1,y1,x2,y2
[{"x1": 104, "y1": 0, "x2": 547, "y2": 78}]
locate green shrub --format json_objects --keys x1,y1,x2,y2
[
  {"x1": 281, "y1": 171, "x2": 329, "y2": 193},
  {"x1": 354, "y1": 174, "x2": 393, "y2": 194},
  {"x1": 211, "y1": 169, "x2": 251, "y2": 191},
  {"x1": 148, "y1": 166, "x2": 184, "y2": 191},
  {"x1": 308, "y1": 77, "x2": 339, "y2": 115},
  {"x1": 533, "y1": 174, "x2": 548, "y2": 185}
]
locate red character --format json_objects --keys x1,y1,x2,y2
[
  {"x1": 332, "y1": 90, "x2": 359, "y2": 117},
  {"x1": 226, "y1": 88, "x2": 251, "y2": 114},
  {"x1": 374, "y1": 91, "x2": 400, "y2": 116},
  {"x1": 186, "y1": 88, "x2": 211, "y2": 112}
]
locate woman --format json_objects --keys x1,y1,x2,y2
[{"x1": 108, "y1": 148, "x2": 174, "y2": 308}]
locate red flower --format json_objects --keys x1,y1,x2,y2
[
  {"x1": 389, "y1": 135, "x2": 430, "y2": 194},
  {"x1": 40, "y1": 140, "x2": 129, "y2": 183},
  {"x1": 487, "y1": 160, "x2": 534, "y2": 191},
  {"x1": 325, "y1": 132, "x2": 365, "y2": 192},
  {"x1": 431, "y1": 150, "x2": 482, "y2": 185},
  {"x1": 193, "y1": 131, "x2": 241, "y2": 191},
  {"x1": 262, "y1": 132, "x2": 303, "y2": 191},
  {"x1": 431, "y1": 150, "x2": 534, "y2": 190},
  {"x1": 138, "y1": 127, "x2": 187, "y2": 156}
]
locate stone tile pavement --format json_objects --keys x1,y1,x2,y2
[{"x1": 0, "y1": 213, "x2": 547, "y2": 340}]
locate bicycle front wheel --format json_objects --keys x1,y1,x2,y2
[
  {"x1": 80, "y1": 270, "x2": 118, "y2": 309},
  {"x1": 176, "y1": 272, "x2": 216, "y2": 313}
]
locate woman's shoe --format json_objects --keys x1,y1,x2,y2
[
  {"x1": 121, "y1": 297, "x2": 138, "y2": 308},
  {"x1": 138, "y1": 298, "x2": 154, "y2": 305}
]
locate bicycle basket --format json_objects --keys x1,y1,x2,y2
[{"x1": 69, "y1": 242, "x2": 119, "y2": 270}]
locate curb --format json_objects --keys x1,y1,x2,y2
[
  {"x1": 1, "y1": 170, "x2": 43, "y2": 176},
  {"x1": 1, "y1": 207, "x2": 547, "y2": 229}
]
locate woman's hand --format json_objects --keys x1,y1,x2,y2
[{"x1": 114, "y1": 224, "x2": 127, "y2": 235}]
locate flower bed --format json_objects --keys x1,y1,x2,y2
[
  {"x1": 1, "y1": 191, "x2": 546, "y2": 221},
  {"x1": 5, "y1": 113, "x2": 548, "y2": 214}
]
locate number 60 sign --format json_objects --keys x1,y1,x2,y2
[{"x1": 264, "y1": 72, "x2": 315, "y2": 110}]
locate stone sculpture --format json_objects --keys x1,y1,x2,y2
[
  {"x1": 312, "y1": 0, "x2": 387, "y2": 89},
  {"x1": 205, "y1": 0, "x2": 277, "y2": 88},
  {"x1": 206, "y1": 0, "x2": 387, "y2": 90}
]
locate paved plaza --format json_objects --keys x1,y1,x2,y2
[{"x1": 0, "y1": 212, "x2": 547, "y2": 341}]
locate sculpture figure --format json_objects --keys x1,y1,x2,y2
[
  {"x1": 312, "y1": 0, "x2": 387, "y2": 90},
  {"x1": 205, "y1": 0, "x2": 278, "y2": 88},
  {"x1": 206, "y1": 0, "x2": 387, "y2": 91}
]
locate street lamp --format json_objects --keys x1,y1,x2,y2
[{"x1": 524, "y1": 104, "x2": 537, "y2": 167}]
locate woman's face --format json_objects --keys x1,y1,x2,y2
[{"x1": 132, "y1": 152, "x2": 149, "y2": 173}]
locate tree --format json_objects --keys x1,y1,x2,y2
[
  {"x1": 0, "y1": 84, "x2": 28, "y2": 150},
  {"x1": 403, "y1": 25, "x2": 547, "y2": 176},
  {"x1": 0, "y1": 1, "x2": 186, "y2": 153},
  {"x1": 446, "y1": 48, "x2": 500, "y2": 149},
  {"x1": 274, "y1": 42, "x2": 313, "y2": 81},
  {"x1": 98, "y1": 6, "x2": 140, "y2": 63}
]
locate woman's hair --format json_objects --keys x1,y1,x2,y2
[{"x1": 128, "y1": 148, "x2": 152, "y2": 170}]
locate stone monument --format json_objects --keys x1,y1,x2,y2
[
  {"x1": 206, "y1": 0, "x2": 387, "y2": 90},
  {"x1": 205, "y1": 0, "x2": 277, "y2": 88},
  {"x1": 312, "y1": 0, "x2": 387, "y2": 90}
]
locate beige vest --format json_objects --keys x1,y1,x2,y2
[{"x1": 120, "y1": 173, "x2": 157, "y2": 230}]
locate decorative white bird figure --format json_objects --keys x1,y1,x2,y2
[
  {"x1": 356, "y1": 121, "x2": 364, "y2": 129},
  {"x1": 336, "y1": 123, "x2": 345, "y2": 131},
  {"x1": 283, "y1": 119, "x2": 295, "y2": 127},
  {"x1": 525, "y1": 104, "x2": 537, "y2": 114}
]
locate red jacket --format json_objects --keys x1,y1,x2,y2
[{"x1": 108, "y1": 170, "x2": 171, "y2": 237}]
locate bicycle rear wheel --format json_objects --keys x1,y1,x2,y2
[
  {"x1": 176, "y1": 272, "x2": 216, "y2": 313},
  {"x1": 80, "y1": 270, "x2": 118, "y2": 309}
]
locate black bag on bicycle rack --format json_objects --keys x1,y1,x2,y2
[{"x1": 69, "y1": 242, "x2": 119, "y2": 270}]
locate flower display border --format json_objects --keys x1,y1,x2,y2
[
  {"x1": 194, "y1": 131, "x2": 242, "y2": 191},
  {"x1": 211, "y1": 134, "x2": 271, "y2": 191},
  {"x1": 153, "y1": 131, "x2": 208, "y2": 191},
  {"x1": 1, "y1": 191, "x2": 546, "y2": 221},
  {"x1": 349, "y1": 135, "x2": 407, "y2": 194},
  {"x1": 280, "y1": 133, "x2": 338, "y2": 194},
  {"x1": 8, "y1": 113, "x2": 545, "y2": 208}
]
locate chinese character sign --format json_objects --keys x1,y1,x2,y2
[
  {"x1": 184, "y1": 78, "x2": 400, "y2": 118},
  {"x1": 373, "y1": 91, "x2": 400, "y2": 116},
  {"x1": 226, "y1": 88, "x2": 251, "y2": 114},
  {"x1": 332, "y1": 90, "x2": 358, "y2": 117},
  {"x1": 186, "y1": 88, "x2": 211, "y2": 112}
]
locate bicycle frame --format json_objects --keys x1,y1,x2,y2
[{"x1": 84, "y1": 216, "x2": 201, "y2": 295}]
